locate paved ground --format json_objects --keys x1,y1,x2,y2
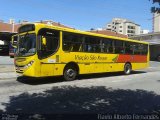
[
  {"x1": 0, "y1": 56, "x2": 160, "y2": 120},
  {"x1": 0, "y1": 56, "x2": 14, "y2": 65},
  {"x1": 0, "y1": 56, "x2": 17, "y2": 79}
]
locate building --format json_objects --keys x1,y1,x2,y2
[
  {"x1": 153, "y1": 13, "x2": 160, "y2": 32},
  {"x1": 140, "y1": 29, "x2": 150, "y2": 34},
  {"x1": 0, "y1": 19, "x2": 21, "y2": 33},
  {"x1": 0, "y1": 19, "x2": 21, "y2": 55},
  {"x1": 105, "y1": 18, "x2": 141, "y2": 37},
  {"x1": 0, "y1": 19, "x2": 73, "y2": 33}
]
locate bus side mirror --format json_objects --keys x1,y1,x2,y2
[
  {"x1": 11, "y1": 41, "x2": 14, "y2": 46},
  {"x1": 11, "y1": 36, "x2": 18, "y2": 47},
  {"x1": 42, "y1": 37, "x2": 46, "y2": 46}
]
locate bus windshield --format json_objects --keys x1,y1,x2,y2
[{"x1": 17, "y1": 33, "x2": 36, "y2": 57}]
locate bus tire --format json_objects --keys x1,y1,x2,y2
[
  {"x1": 63, "y1": 66, "x2": 77, "y2": 81},
  {"x1": 124, "y1": 63, "x2": 132, "y2": 75}
]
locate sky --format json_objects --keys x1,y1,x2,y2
[{"x1": 0, "y1": 0, "x2": 155, "y2": 31}]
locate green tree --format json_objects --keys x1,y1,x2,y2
[{"x1": 150, "y1": 0, "x2": 160, "y2": 13}]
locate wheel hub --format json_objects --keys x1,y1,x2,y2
[{"x1": 66, "y1": 69, "x2": 75, "y2": 77}]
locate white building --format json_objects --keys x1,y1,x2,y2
[
  {"x1": 140, "y1": 29, "x2": 150, "y2": 34},
  {"x1": 105, "y1": 18, "x2": 141, "y2": 37},
  {"x1": 153, "y1": 12, "x2": 160, "y2": 32}
]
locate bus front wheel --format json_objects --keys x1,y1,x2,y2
[
  {"x1": 124, "y1": 63, "x2": 132, "y2": 75},
  {"x1": 63, "y1": 66, "x2": 77, "y2": 81}
]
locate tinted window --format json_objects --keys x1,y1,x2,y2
[
  {"x1": 124, "y1": 42, "x2": 148, "y2": 55},
  {"x1": 38, "y1": 29, "x2": 59, "y2": 58},
  {"x1": 141, "y1": 44, "x2": 148, "y2": 55},
  {"x1": 125, "y1": 42, "x2": 134, "y2": 54},
  {"x1": 101, "y1": 39, "x2": 113, "y2": 53},
  {"x1": 62, "y1": 31, "x2": 148, "y2": 55},
  {"x1": 63, "y1": 32, "x2": 83, "y2": 52},
  {"x1": 133, "y1": 43, "x2": 148, "y2": 55},
  {"x1": 114, "y1": 40, "x2": 124, "y2": 54},
  {"x1": 19, "y1": 24, "x2": 35, "y2": 33},
  {"x1": 84, "y1": 36, "x2": 101, "y2": 53}
]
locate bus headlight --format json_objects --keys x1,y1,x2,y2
[{"x1": 24, "y1": 60, "x2": 34, "y2": 69}]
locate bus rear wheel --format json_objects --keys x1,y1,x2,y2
[
  {"x1": 63, "y1": 66, "x2": 77, "y2": 81},
  {"x1": 124, "y1": 63, "x2": 132, "y2": 75}
]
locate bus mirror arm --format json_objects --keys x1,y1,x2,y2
[{"x1": 11, "y1": 41, "x2": 17, "y2": 48}]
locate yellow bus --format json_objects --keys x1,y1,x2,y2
[{"x1": 14, "y1": 23, "x2": 149, "y2": 81}]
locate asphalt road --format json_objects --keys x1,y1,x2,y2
[{"x1": 0, "y1": 57, "x2": 160, "y2": 120}]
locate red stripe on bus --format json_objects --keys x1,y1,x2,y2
[{"x1": 117, "y1": 54, "x2": 147, "y2": 63}]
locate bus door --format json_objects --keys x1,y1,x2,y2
[{"x1": 37, "y1": 28, "x2": 60, "y2": 76}]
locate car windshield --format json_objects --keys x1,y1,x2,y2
[{"x1": 17, "y1": 33, "x2": 36, "y2": 57}]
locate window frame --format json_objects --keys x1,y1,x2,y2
[
  {"x1": 37, "y1": 28, "x2": 60, "y2": 59},
  {"x1": 62, "y1": 31, "x2": 148, "y2": 55}
]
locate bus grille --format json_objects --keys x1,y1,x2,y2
[{"x1": 15, "y1": 65, "x2": 25, "y2": 73}]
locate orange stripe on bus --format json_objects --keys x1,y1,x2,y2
[{"x1": 117, "y1": 54, "x2": 147, "y2": 63}]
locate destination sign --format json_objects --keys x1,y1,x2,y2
[{"x1": 18, "y1": 24, "x2": 35, "y2": 33}]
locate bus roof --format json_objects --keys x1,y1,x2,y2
[{"x1": 19, "y1": 23, "x2": 149, "y2": 45}]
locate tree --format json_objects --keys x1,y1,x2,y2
[{"x1": 150, "y1": 0, "x2": 160, "y2": 13}]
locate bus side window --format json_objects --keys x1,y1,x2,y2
[
  {"x1": 114, "y1": 40, "x2": 124, "y2": 54},
  {"x1": 125, "y1": 42, "x2": 134, "y2": 54},
  {"x1": 63, "y1": 32, "x2": 83, "y2": 52},
  {"x1": 72, "y1": 35, "x2": 83, "y2": 52},
  {"x1": 84, "y1": 36, "x2": 92, "y2": 52},
  {"x1": 101, "y1": 39, "x2": 113, "y2": 53},
  {"x1": 134, "y1": 43, "x2": 144, "y2": 55},
  {"x1": 38, "y1": 28, "x2": 60, "y2": 58},
  {"x1": 84, "y1": 36, "x2": 101, "y2": 53},
  {"x1": 63, "y1": 34, "x2": 72, "y2": 51},
  {"x1": 142, "y1": 44, "x2": 148, "y2": 55}
]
